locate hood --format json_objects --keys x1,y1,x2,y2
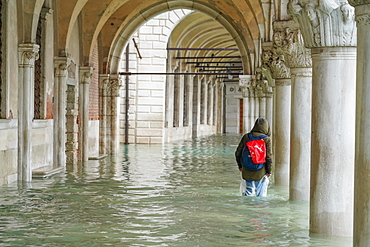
[{"x1": 251, "y1": 118, "x2": 271, "y2": 136}]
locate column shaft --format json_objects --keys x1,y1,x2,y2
[
  {"x1": 79, "y1": 67, "x2": 92, "y2": 161},
  {"x1": 243, "y1": 97, "x2": 249, "y2": 132},
  {"x1": 249, "y1": 96, "x2": 255, "y2": 128},
  {"x1": 274, "y1": 79, "x2": 291, "y2": 186},
  {"x1": 289, "y1": 67, "x2": 312, "y2": 201},
  {"x1": 18, "y1": 44, "x2": 39, "y2": 183},
  {"x1": 54, "y1": 57, "x2": 68, "y2": 167},
  {"x1": 352, "y1": 4, "x2": 370, "y2": 245},
  {"x1": 310, "y1": 47, "x2": 356, "y2": 236}
]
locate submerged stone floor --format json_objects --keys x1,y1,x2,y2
[{"x1": 0, "y1": 134, "x2": 352, "y2": 246}]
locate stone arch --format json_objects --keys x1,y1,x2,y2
[
  {"x1": 17, "y1": 0, "x2": 44, "y2": 43},
  {"x1": 106, "y1": 1, "x2": 258, "y2": 74}
]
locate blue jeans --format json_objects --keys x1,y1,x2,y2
[{"x1": 241, "y1": 176, "x2": 269, "y2": 197}]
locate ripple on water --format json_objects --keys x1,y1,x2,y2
[{"x1": 0, "y1": 134, "x2": 352, "y2": 246}]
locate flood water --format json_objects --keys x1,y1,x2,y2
[{"x1": 0, "y1": 134, "x2": 352, "y2": 246}]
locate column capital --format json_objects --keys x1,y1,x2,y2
[
  {"x1": 80, "y1": 66, "x2": 93, "y2": 84},
  {"x1": 54, "y1": 56, "x2": 70, "y2": 77},
  {"x1": 263, "y1": 49, "x2": 291, "y2": 80},
  {"x1": 288, "y1": 0, "x2": 357, "y2": 47},
  {"x1": 273, "y1": 21, "x2": 312, "y2": 68},
  {"x1": 109, "y1": 74, "x2": 122, "y2": 97},
  {"x1": 256, "y1": 69, "x2": 273, "y2": 95},
  {"x1": 239, "y1": 75, "x2": 253, "y2": 97},
  {"x1": 18, "y1": 43, "x2": 39, "y2": 65}
]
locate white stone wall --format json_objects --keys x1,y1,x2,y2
[
  {"x1": 32, "y1": 120, "x2": 54, "y2": 170},
  {"x1": 0, "y1": 120, "x2": 18, "y2": 184},
  {"x1": 225, "y1": 82, "x2": 242, "y2": 133},
  {"x1": 120, "y1": 10, "x2": 192, "y2": 144}
]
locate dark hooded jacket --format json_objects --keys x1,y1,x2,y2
[{"x1": 235, "y1": 118, "x2": 273, "y2": 181}]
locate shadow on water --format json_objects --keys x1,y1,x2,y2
[{"x1": 0, "y1": 134, "x2": 352, "y2": 246}]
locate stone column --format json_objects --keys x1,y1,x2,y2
[
  {"x1": 264, "y1": 46, "x2": 291, "y2": 186},
  {"x1": 256, "y1": 84, "x2": 266, "y2": 118},
  {"x1": 99, "y1": 74, "x2": 109, "y2": 157},
  {"x1": 254, "y1": 83, "x2": 260, "y2": 120},
  {"x1": 348, "y1": 0, "x2": 370, "y2": 244},
  {"x1": 239, "y1": 75, "x2": 252, "y2": 132},
  {"x1": 289, "y1": 0, "x2": 356, "y2": 236},
  {"x1": 108, "y1": 74, "x2": 122, "y2": 155},
  {"x1": 274, "y1": 21, "x2": 313, "y2": 201},
  {"x1": 54, "y1": 57, "x2": 68, "y2": 168},
  {"x1": 79, "y1": 67, "x2": 93, "y2": 161},
  {"x1": 260, "y1": 78, "x2": 274, "y2": 127},
  {"x1": 18, "y1": 43, "x2": 39, "y2": 183},
  {"x1": 248, "y1": 85, "x2": 256, "y2": 128}
]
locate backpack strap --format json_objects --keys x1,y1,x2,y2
[{"x1": 247, "y1": 132, "x2": 267, "y2": 141}]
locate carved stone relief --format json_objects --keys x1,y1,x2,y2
[
  {"x1": 273, "y1": 21, "x2": 312, "y2": 68},
  {"x1": 288, "y1": 0, "x2": 357, "y2": 47}
]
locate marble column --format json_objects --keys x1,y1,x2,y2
[
  {"x1": 18, "y1": 43, "x2": 39, "y2": 183},
  {"x1": 239, "y1": 75, "x2": 252, "y2": 132},
  {"x1": 109, "y1": 74, "x2": 122, "y2": 155},
  {"x1": 264, "y1": 45, "x2": 291, "y2": 186},
  {"x1": 274, "y1": 78, "x2": 291, "y2": 186},
  {"x1": 289, "y1": 0, "x2": 357, "y2": 236},
  {"x1": 54, "y1": 57, "x2": 69, "y2": 168},
  {"x1": 79, "y1": 67, "x2": 93, "y2": 161},
  {"x1": 256, "y1": 84, "x2": 266, "y2": 119},
  {"x1": 254, "y1": 85, "x2": 260, "y2": 120},
  {"x1": 262, "y1": 80, "x2": 274, "y2": 127},
  {"x1": 274, "y1": 21, "x2": 313, "y2": 201},
  {"x1": 99, "y1": 75, "x2": 109, "y2": 157},
  {"x1": 348, "y1": 0, "x2": 370, "y2": 244}
]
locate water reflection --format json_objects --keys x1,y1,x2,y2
[{"x1": 0, "y1": 134, "x2": 352, "y2": 246}]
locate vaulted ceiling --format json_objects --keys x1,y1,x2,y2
[{"x1": 22, "y1": 0, "x2": 273, "y2": 74}]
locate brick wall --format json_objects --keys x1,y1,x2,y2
[{"x1": 89, "y1": 42, "x2": 99, "y2": 120}]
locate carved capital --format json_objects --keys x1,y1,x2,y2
[
  {"x1": 54, "y1": 57, "x2": 70, "y2": 77},
  {"x1": 273, "y1": 21, "x2": 312, "y2": 68},
  {"x1": 261, "y1": 47, "x2": 275, "y2": 87},
  {"x1": 267, "y1": 50, "x2": 291, "y2": 79},
  {"x1": 256, "y1": 70, "x2": 273, "y2": 95},
  {"x1": 18, "y1": 43, "x2": 39, "y2": 65},
  {"x1": 109, "y1": 75, "x2": 122, "y2": 97},
  {"x1": 288, "y1": 0, "x2": 357, "y2": 47},
  {"x1": 80, "y1": 67, "x2": 93, "y2": 84},
  {"x1": 239, "y1": 75, "x2": 253, "y2": 97}
]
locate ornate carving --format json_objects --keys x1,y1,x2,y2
[
  {"x1": 261, "y1": 49, "x2": 276, "y2": 87},
  {"x1": 355, "y1": 14, "x2": 370, "y2": 25},
  {"x1": 80, "y1": 67, "x2": 93, "y2": 84},
  {"x1": 19, "y1": 44, "x2": 40, "y2": 65},
  {"x1": 269, "y1": 52, "x2": 291, "y2": 79},
  {"x1": 55, "y1": 60, "x2": 68, "y2": 77},
  {"x1": 239, "y1": 75, "x2": 255, "y2": 97},
  {"x1": 109, "y1": 78, "x2": 122, "y2": 97},
  {"x1": 288, "y1": 0, "x2": 357, "y2": 47},
  {"x1": 348, "y1": 0, "x2": 370, "y2": 7},
  {"x1": 256, "y1": 70, "x2": 273, "y2": 95},
  {"x1": 273, "y1": 23, "x2": 312, "y2": 68}
]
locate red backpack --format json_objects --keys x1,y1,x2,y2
[{"x1": 241, "y1": 133, "x2": 267, "y2": 171}]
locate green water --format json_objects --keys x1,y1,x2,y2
[{"x1": 0, "y1": 134, "x2": 352, "y2": 246}]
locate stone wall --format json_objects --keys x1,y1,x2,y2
[{"x1": 0, "y1": 120, "x2": 17, "y2": 185}]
